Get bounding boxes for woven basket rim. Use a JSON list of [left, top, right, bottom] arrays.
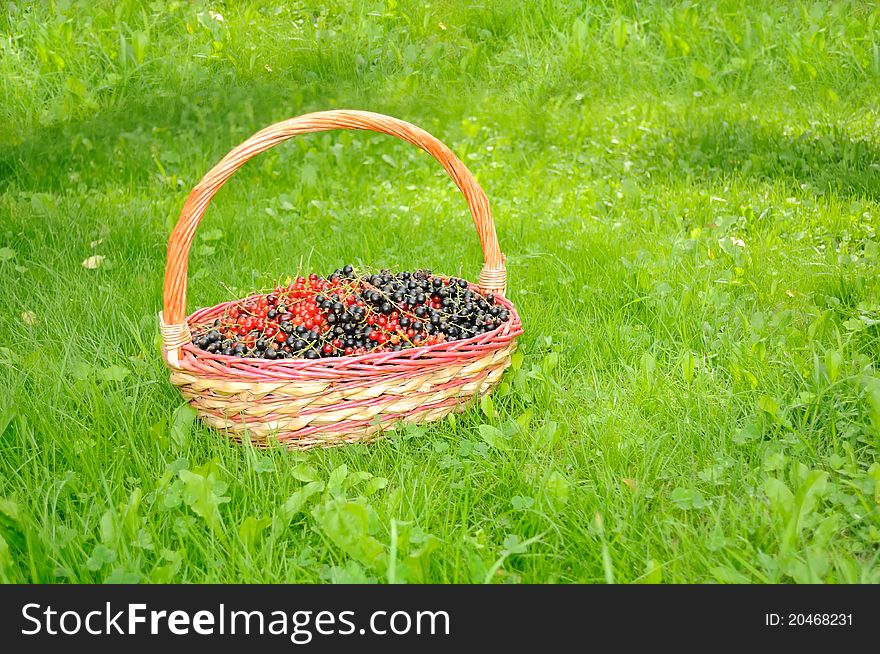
[[176, 288, 521, 374]]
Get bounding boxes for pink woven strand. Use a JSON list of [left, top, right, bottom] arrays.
[[177, 292, 520, 381]]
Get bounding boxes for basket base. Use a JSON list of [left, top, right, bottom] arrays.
[[172, 344, 513, 448], [212, 388, 487, 449]]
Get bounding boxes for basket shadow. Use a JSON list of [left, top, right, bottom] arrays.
[[4, 79, 878, 206]]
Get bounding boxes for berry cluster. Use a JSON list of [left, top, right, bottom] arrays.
[[192, 266, 510, 360]]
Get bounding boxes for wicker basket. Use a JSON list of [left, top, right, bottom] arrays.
[[159, 110, 522, 448]]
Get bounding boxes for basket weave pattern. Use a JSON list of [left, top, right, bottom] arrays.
[[160, 110, 522, 447]]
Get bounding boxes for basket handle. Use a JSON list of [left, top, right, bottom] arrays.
[[162, 110, 507, 339]]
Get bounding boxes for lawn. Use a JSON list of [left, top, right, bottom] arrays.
[[1, 0, 879, 583]]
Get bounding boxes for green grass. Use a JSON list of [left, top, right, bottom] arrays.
[[1, 0, 879, 583]]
